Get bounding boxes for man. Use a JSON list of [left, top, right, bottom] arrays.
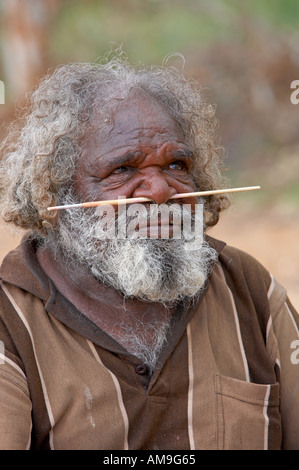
[[0, 56, 298, 450]]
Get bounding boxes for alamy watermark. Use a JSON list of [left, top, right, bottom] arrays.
[[0, 80, 4, 104], [93, 201, 204, 251], [290, 80, 299, 104], [290, 339, 299, 365]]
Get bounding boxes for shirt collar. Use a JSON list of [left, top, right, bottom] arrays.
[[0, 232, 226, 358]]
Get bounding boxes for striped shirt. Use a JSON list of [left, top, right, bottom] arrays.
[[0, 235, 298, 450]]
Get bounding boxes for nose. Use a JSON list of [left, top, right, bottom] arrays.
[[132, 168, 177, 205]]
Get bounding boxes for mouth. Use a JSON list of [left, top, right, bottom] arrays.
[[126, 216, 182, 239]]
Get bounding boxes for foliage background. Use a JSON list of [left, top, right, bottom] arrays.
[[0, 0, 298, 307]]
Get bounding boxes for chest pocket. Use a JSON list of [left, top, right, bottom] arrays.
[[215, 374, 281, 450]]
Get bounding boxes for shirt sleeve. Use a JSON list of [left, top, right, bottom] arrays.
[[0, 339, 32, 449], [267, 276, 299, 450]]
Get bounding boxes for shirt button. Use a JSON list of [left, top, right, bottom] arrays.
[[135, 364, 148, 375]]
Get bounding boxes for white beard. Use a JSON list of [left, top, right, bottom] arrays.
[[47, 194, 218, 305]]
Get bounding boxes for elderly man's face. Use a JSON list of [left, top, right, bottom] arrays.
[[51, 91, 217, 304], [74, 92, 198, 207]]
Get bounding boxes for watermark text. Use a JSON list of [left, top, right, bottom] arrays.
[[94, 201, 204, 251], [290, 339, 299, 364], [290, 80, 299, 104]]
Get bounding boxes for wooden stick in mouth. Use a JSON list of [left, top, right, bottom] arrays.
[[47, 185, 261, 211]]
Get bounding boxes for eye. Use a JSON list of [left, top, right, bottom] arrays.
[[111, 166, 134, 174], [168, 161, 187, 171]]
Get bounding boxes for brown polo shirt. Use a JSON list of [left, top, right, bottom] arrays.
[[0, 234, 298, 450]]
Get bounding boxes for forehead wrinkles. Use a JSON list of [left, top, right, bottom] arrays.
[[84, 115, 180, 155], [87, 121, 184, 167], [108, 91, 184, 135], [105, 126, 178, 151]]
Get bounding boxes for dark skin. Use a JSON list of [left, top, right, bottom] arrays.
[[74, 92, 198, 207], [37, 92, 199, 347]]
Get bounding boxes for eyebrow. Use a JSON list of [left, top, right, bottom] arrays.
[[111, 148, 193, 166], [172, 149, 193, 160], [103, 152, 141, 170]]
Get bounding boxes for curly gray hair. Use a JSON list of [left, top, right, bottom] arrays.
[[0, 53, 230, 235]]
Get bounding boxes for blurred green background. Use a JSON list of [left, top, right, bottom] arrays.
[[0, 0, 298, 307], [1, 0, 299, 203]]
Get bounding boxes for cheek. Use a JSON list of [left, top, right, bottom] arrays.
[[74, 177, 136, 202], [169, 173, 197, 193], [72, 173, 104, 202], [184, 177, 197, 190]]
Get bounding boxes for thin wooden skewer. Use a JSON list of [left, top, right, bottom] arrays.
[[47, 185, 261, 211]]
